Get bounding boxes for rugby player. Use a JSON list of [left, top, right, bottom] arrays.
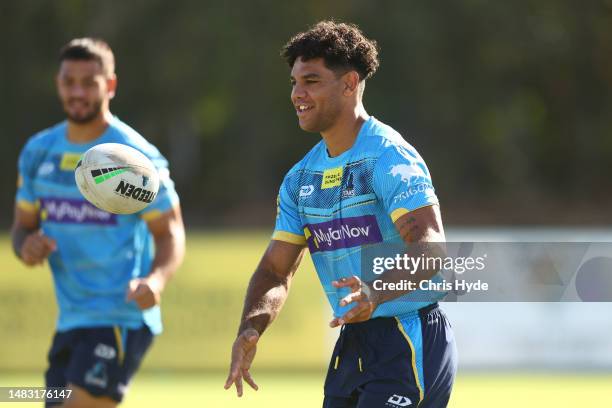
[[11, 38, 185, 407], [225, 21, 457, 407]]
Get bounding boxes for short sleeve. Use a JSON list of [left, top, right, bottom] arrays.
[[15, 141, 41, 212], [373, 145, 439, 222], [272, 175, 306, 245], [139, 150, 180, 221]]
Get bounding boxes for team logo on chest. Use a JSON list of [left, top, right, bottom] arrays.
[[341, 170, 355, 198]]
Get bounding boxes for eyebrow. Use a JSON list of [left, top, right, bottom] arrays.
[[290, 73, 321, 80]]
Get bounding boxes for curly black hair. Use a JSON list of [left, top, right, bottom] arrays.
[[281, 20, 379, 81]]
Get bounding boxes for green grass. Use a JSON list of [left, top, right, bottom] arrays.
[[0, 372, 611, 407], [0, 231, 328, 371]]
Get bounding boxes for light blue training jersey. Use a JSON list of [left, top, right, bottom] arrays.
[[15, 116, 179, 334], [273, 117, 442, 318]]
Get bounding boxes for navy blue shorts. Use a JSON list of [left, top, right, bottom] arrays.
[[323, 303, 457, 408], [45, 325, 154, 406]]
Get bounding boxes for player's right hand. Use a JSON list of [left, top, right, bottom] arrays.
[[224, 328, 260, 397], [20, 231, 56, 266]]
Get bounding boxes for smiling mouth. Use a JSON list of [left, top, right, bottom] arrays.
[[68, 100, 88, 108], [296, 104, 313, 114]]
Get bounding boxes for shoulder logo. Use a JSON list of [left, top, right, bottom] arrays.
[[386, 394, 412, 407], [299, 185, 315, 197], [388, 163, 426, 183], [321, 167, 343, 189]]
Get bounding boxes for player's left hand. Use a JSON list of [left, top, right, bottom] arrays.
[[126, 276, 164, 310], [329, 276, 378, 327]]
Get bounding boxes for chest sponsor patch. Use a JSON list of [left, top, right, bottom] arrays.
[[303, 215, 383, 253], [60, 153, 83, 171], [321, 167, 343, 189], [39, 197, 117, 225]]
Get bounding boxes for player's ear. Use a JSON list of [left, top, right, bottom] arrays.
[[107, 74, 118, 99], [342, 71, 360, 97]]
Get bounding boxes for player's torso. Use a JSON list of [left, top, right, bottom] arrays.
[[290, 143, 403, 317], [287, 118, 441, 318], [27, 123, 151, 283], [21, 120, 164, 333]]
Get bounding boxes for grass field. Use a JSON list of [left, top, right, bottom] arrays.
[[0, 231, 328, 371], [1, 231, 611, 407], [0, 372, 611, 407]]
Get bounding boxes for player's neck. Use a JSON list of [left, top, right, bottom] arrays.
[[321, 105, 369, 158], [66, 110, 113, 144]]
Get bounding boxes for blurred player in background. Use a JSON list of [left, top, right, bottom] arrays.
[[11, 38, 185, 407], [226, 21, 457, 407]]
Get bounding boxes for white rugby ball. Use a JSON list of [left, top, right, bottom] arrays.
[[75, 143, 160, 214]]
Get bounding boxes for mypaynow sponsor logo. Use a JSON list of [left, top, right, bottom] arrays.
[[304, 215, 383, 253], [40, 197, 117, 225]]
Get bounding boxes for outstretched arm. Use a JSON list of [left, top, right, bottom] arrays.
[[225, 239, 305, 396], [239, 240, 305, 334]]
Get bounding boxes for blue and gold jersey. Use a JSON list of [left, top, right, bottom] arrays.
[[273, 117, 441, 318], [16, 117, 179, 334]]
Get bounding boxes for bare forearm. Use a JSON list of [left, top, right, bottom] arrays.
[[238, 266, 292, 336], [149, 231, 185, 288], [11, 223, 36, 259]]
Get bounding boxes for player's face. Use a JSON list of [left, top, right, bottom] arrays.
[[290, 57, 346, 133], [56, 60, 115, 124]]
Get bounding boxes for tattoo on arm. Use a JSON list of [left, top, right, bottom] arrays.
[[238, 246, 304, 336], [398, 216, 419, 242]]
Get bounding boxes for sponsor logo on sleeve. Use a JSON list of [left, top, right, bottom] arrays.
[[388, 163, 427, 183], [392, 183, 432, 204], [303, 215, 383, 253], [39, 197, 117, 225]]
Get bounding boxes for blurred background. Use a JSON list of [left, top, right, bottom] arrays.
[[1, 1, 611, 407]]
